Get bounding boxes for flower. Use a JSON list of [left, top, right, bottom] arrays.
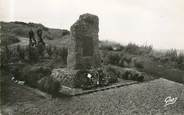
[[87, 73, 92, 78]]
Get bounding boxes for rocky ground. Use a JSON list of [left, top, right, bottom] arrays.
[[1, 78, 184, 115]]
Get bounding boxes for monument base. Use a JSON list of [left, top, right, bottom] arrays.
[[50, 68, 79, 88]]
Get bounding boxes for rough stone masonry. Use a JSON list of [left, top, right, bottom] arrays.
[[67, 13, 101, 69]]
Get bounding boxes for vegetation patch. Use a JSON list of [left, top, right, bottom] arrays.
[[0, 34, 20, 46]]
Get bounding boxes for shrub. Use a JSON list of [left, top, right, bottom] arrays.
[[165, 49, 177, 61], [134, 59, 144, 69], [122, 71, 130, 80], [51, 47, 68, 64], [103, 52, 120, 65], [124, 43, 152, 55], [176, 53, 184, 70], [139, 45, 153, 55], [10, 65, 23, 80], [136, 75, 144, 82], [118, 54, 132, 67], [121, 69, 144, 82], [74, 70, 93, 89], [22, 66, 52, 87], [37, 76, 60, 95], [73, 66, 119, 89], [125, 43, 140, 54], [96, 68, 107, 86], [104, 65, 119, 84]]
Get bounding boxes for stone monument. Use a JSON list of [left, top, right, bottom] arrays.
[[48, 13, 101, 88], [67, 13, 101, 69]]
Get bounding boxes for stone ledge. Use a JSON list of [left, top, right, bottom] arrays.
[[59, 80, 138, 96]]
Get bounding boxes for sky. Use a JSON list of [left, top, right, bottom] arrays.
[[0, 0, 184, 50]]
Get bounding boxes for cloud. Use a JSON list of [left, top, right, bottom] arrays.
[[1, 0, 184, 49]]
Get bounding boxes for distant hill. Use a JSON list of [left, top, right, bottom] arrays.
[[0, 21, 70, 40]]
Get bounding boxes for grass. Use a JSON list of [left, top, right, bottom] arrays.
[[0, 33, 20, 46], [140, 58, 184, 83], [0, 21, 69, 40], [2, 78, 184, 114]]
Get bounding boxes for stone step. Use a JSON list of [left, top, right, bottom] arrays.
[[59, 80, 138, 96]]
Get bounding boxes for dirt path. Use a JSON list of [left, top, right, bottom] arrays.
[[8, 36, 67, 48], [9, 37, 29, 48]]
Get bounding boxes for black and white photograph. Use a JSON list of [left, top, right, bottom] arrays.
[[0, 0, 184, 114]]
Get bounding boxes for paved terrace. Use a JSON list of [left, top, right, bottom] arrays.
[[2, 78, 184, 115]]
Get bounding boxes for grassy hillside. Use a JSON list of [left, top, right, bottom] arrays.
[[0, 21, 70, 40], [0, 33, 20, 46]]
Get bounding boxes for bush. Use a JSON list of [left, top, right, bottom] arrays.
[[37, 76, 60, 95], [96, 68, 107, 86], [165, 49, 177, 61], [103, 52, 121, 65], [104, 65, 119, 84], [118, 54, 132, 67], [121, 69, 144, 82], [134, 59, 144, 69], [73, 66, 119, 89], [74, 70, 94, 89], [176, 53, 184, 70], [22, 66, 51, 87], [124, 43, 153, 55], [122, 71, 131, 80], [125, 43, 140, 54]]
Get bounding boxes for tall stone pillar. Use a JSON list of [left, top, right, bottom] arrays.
[[67, 13, 101, 69]]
